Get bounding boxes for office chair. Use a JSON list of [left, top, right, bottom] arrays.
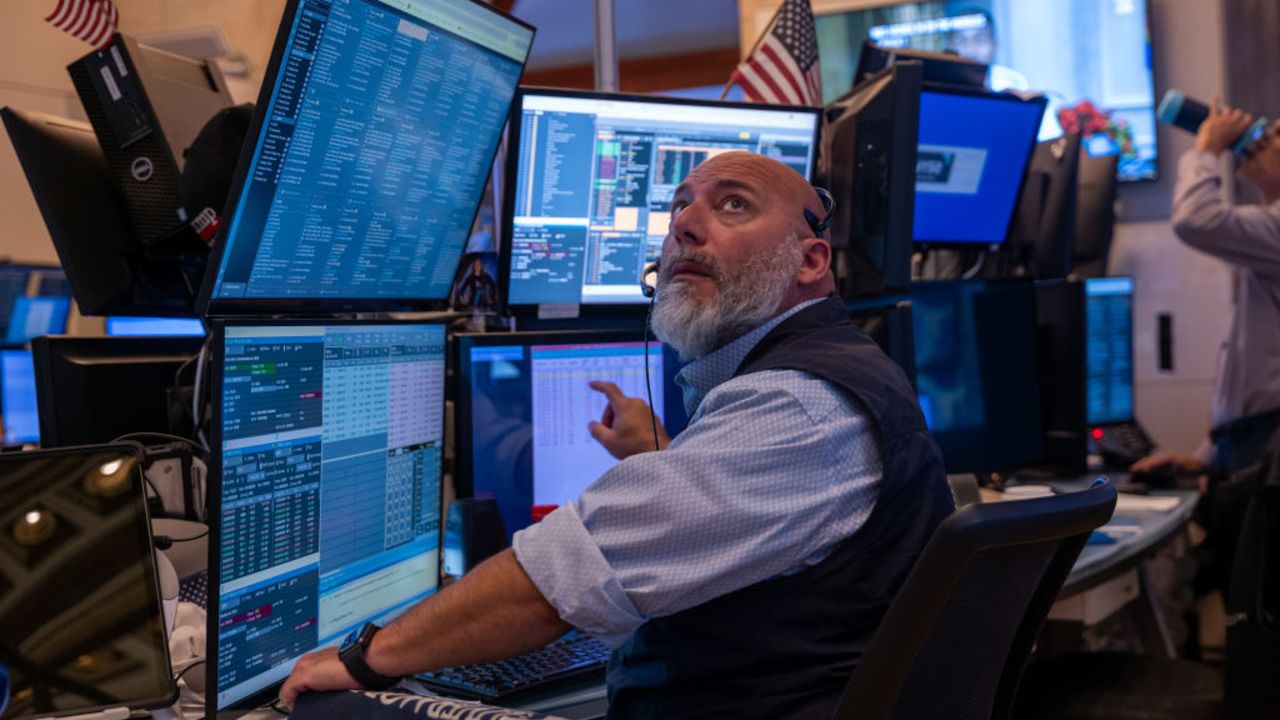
[[832, 480, 1116, 720]]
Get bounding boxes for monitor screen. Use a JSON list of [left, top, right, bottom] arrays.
[[1085, 276, 1134, 425], [1, 349, 39, 444], [5, 296, 71, 345], [209, 321, 446, 711], [106, 316, 206, 337], [456, 331, 687, 542], [203, 0, 533, 314], [911, 279, 1045, 473], [815, 0, 1157, 182], [503, 89, 822, 307], [913, 88, 1044, 245], [0, 446, 176, 717]]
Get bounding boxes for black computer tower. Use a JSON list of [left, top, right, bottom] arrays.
[[68, 33, 233, 247]]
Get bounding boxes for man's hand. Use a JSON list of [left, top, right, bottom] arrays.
[[1129, 452, 1206, 476], [588, 380, 670, 459], [1197, 97, 1255, 154], [279, 647, 362, 709]]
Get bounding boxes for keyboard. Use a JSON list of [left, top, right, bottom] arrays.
[[415, 632, 609, 701]]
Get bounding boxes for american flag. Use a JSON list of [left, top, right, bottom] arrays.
[[730, 0, 822, 106], [46, 0, 119, 49]]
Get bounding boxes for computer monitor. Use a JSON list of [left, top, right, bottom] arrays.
[[1085, 276, 1135, 426], [1073, 152, 1120, 278], [207, 320, 446, 713], [813, 1, 1159, 182], [2, 107, 199, 316], [823, 62, 920, 298], [455, 330, 688, 542], [913, 86, 1045, 247], [107, 316, 206, 337], [5, 296, 71, 345], [1, 349, 40, 445], [1033, 278, 1088, 475], [31, 336, 204, 447], [1010, 133, 1082, 279], [855, 40, 988, 89], [911, 278, 1045, 473], [501, 87, 822, 310], [200, 0, 534, 316]]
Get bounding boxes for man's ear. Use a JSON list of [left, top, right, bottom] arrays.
[[796, 237, 832, 287]]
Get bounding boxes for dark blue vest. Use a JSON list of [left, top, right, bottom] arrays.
[[606, 295, 954, 719]]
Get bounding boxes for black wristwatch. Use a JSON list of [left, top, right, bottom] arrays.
[[338, 623, 400, 691]]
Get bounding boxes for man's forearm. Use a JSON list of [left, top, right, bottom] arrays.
[[366, 548, 572, 677]]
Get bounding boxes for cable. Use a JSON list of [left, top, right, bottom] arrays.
[[268, 698, 291, 716], [192, 341, 209, 447], [112, 431, 208, 454], [961, 251, 987, 279], [172, 658, 205, 684], [155, 529, 208, 545], [643, 293, 660, 452]]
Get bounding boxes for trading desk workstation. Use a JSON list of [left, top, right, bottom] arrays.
[[0, 0, 1223, 718]]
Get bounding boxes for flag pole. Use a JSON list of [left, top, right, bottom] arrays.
[[719, 0, 786, 101]]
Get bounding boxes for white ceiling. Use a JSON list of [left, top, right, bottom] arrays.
[[510, 0, 741, 70]]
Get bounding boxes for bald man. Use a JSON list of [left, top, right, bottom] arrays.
[[282, 152, 952, 718]]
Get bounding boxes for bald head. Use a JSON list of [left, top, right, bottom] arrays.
[[680, 151, 828, 239]]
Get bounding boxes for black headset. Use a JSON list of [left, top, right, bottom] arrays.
[[639, 185, 836, 299]]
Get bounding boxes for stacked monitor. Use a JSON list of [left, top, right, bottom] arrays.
[[200, 0, 534, 315], [1, 349, 39, 445], [455, 331, 688, 542], [1085, 276, 1135, 426], [912, 86, 1045, 247], [201, 0, 534, 713], [106, 316, 205, 337], [0, 265, 72, 345], [501, 88, 822, 309], [910, 279, 1045, 473], [209, 321, 447, 710]]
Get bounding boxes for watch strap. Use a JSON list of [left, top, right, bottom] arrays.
[[339, 623, 399, 691]]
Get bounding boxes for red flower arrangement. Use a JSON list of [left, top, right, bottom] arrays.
[[1057, 99, 1136, 158]]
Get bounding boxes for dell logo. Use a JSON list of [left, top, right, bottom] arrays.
[[131, 156, 154, 182]]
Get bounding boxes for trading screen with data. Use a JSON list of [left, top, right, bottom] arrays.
[[205, 0, 532, 309], [1085, 276, 1135, 426], [505, 91, 821, 306], [212, 322, 445, 709]]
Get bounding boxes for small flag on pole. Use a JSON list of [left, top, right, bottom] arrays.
[[46, 0, 119, 50], [728, 0, 822, 106]]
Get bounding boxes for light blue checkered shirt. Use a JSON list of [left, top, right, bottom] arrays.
[[512, 299, 883, 646]]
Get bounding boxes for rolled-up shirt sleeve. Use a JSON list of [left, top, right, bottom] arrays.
[[512, 371, 881, 647], [1172, 149, 1280, 278]]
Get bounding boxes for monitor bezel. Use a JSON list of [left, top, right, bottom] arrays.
[[499, 86, 825, 318], [1084, 275, 1136, 427], [205, 317, 450, 715], [911, 82, 1047, 249], [453, 328, 686, 501], [197, 0, 535, 318]]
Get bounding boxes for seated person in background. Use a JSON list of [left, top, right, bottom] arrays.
[[281, 152, 953, 718], [1133, 99, 1280, 480]]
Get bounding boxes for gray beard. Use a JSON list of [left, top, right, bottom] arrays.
[[651, 237, 803, 360]]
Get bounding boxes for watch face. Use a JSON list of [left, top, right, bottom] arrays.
[[339, 627, 363, 654]]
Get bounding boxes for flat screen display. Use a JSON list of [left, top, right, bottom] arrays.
[[456, 331, 687, 541], [210, 322, 446, 711], [0, 446, 174, 718], [1085, 276, 1135, 425], [913, 88, 1044, 245], [203, 0, 533, 313], [1, 349, 39, 445], [816, 0, 1158, 181], [504, 89, 822, 307]]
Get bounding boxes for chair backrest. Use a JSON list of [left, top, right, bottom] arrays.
[[833, 480, 1117, 720]]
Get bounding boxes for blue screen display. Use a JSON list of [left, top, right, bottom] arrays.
[[5, 296, 70, 344], [461, 334, 687, 542], [911, 279, 1044, 472], [1, 349, 39, 444], [507, 92, 820, 305], [913, 91, 1044, 245], [214, 323, 446, 709], [1085, 276, 1134, 425], [107, 317, 205, 337], [209, 0, 532, 306]]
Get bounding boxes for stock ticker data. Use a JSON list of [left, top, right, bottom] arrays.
[[214, 323, 446, 709], [209, 0, 532, 304], [507, 92, 820, 305]]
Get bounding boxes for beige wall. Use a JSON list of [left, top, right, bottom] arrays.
[[0, 0, 284, 267]]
